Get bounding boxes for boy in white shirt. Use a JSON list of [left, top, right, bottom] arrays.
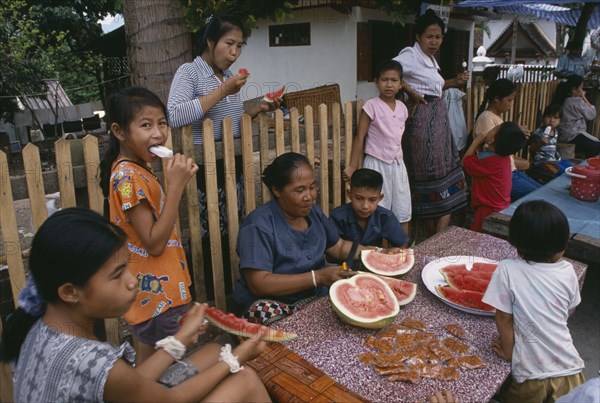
[[483, 200, 585, 402]]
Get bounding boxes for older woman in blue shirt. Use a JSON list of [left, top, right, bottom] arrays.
[[232, 152, 368, 324]]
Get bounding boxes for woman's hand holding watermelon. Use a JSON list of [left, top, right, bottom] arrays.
[[232, 328, 268, 363], [222, 74, 248, 97], [174, 302, 209, 347], [315, 265, 359, 287]]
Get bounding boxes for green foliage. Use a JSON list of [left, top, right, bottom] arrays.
[[182, 0, 293, 35], [373, 0, 424, 25], [0, 0, 119, 123]]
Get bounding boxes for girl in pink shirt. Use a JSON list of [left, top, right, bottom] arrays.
[[344, 60, 411, 235]]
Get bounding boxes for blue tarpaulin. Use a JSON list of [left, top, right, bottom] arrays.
[[456, 1, 600, 29]]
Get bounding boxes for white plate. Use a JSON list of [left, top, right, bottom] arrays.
[[421, 255, 498, 316]]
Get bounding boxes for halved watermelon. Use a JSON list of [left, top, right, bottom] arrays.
[[204, 306, 298, 342], [329, 273, 399, 329], [373, 274, 417, 306], [361, 249, 415, 277], [441, 272, 490, 293], [435, 285, 495, 312], [263, 85, 285, 102]]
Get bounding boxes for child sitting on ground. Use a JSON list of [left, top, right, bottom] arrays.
[[462, 122, 526, 232], [529, 104, 573, 183], [483, 200, 585, 402], [0, 208, 270, 402], [330, 169, 409, 268]]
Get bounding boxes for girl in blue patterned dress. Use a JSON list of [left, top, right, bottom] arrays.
[[1, 208, 269, 402]]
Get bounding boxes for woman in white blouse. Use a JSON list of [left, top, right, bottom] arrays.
[[393, 9, 469, 235]]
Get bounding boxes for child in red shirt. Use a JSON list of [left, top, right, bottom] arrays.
[[462, 122, 527, 232]]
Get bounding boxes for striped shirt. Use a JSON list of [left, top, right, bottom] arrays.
[[167, 56, 243, 144]]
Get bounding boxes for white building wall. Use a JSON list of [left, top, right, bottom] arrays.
[[239, 6, 474, 105], [236, 8, 360, 105]]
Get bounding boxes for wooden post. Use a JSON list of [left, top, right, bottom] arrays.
[[241, 114, 256, 215], [332, 103, 342, 208], [319, 104, 329, 215], [290, 108, 300, 153], [305, 106, 315, 166], [344, 101, 353, 203], [55, 139, 77, 208], [259, 114, 271, 204], [222, 117, 241, 289], [202, 119, 226, 310], [181, 126, 206, 303], [22, 143, 48, 229], [275, 109, 285, 156], [0, 151, 26, 303], [82, 135, 103, 214]]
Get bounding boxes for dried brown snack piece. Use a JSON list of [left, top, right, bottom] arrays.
[[374, 364, 407, 375], [357, 352, 376, 365], [364, 335, 395, 352], [428, 340, 454, 361], [445, 357, 461, 368], [437, 367, 460, 381], [387, 370, 419, 383], [400, 317, 427, 331], [442, 337, 471, 355], [393, 333, 421, 349], [444, 323, 471, 340], [458, 355, 487, 369]]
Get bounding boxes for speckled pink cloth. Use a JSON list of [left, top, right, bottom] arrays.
[[273, 226, 588, 402]]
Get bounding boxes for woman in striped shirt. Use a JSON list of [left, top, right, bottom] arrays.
[[167, 14, 280, 298]]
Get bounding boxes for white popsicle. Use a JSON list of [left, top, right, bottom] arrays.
[[149, 145, 173, 158], [544, 126, 552, 135]]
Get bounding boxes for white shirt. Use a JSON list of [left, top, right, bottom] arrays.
[[482, 258, 584, 383], [393, 42, 445, 97]]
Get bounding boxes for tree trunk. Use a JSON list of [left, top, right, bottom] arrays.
[[572, 3, 596, 49], [121, 0, 192, 104]]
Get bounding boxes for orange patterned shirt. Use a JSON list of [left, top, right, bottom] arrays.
[[109, 160, 191, 325]]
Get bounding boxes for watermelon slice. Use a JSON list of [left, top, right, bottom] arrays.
[[435, 285, 495, 312], [440, 264, 493, 281], [472, 262, 497, 273], [204, 306, 298, 342], [263, 85, 285, 102], [441, 272, 490, 293], [329, 273, 399, 329], [373, 274, 417, 306], [238, 68, 249, 75], [361, 249, 415, 277]]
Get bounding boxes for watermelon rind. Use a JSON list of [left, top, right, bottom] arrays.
[[204, 308, 298, 342], [329, 273, 399, 329], [360, 249, 415, 277]]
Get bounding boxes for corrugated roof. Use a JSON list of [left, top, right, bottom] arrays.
[[18, 79, 73, 111], [457, 1, 600, 29]]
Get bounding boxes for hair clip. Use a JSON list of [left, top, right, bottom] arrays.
[[205, 14, 213, 25]]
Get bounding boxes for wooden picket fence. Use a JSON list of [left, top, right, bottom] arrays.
[[0, 80, 567, 400]]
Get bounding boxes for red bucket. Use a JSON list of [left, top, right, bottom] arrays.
[[565, 165, 600, 202]]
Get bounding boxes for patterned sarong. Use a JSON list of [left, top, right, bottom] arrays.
[[403, 98, 467, 219], [242, 296, 320, 326]]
